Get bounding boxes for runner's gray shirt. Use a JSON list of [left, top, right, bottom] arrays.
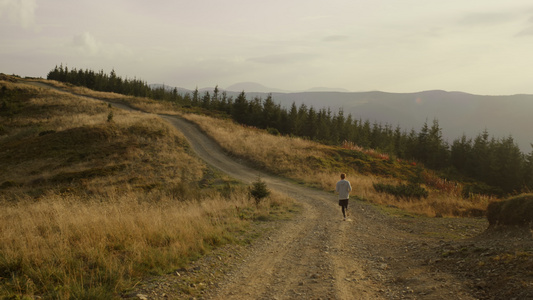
[[336, 179, 352, 200]]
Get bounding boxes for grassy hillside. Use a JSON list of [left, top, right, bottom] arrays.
[[181, 113, 493, 217], [0, 77, 297, 299], [3, 76, 516, 299], [28, 77, 495, 218]]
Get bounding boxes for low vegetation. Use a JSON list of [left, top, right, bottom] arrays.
[[372, 182, 429, 200], [23, 77, 496, 219], [487, 193, 533, 227], [0, 78, 297, 299], [46, 66, 533, 196], [181, 113, 492, 218], [4, 75, 527, 299]]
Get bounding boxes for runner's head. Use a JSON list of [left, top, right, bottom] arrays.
[[340, 173, 346, 179]]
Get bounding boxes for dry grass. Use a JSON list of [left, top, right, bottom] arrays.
[[180, 113, 494, 218], [182, 114, 337, 178], [33, 79, 179, 115], [0, 78, 298, 298], [24, 78, 496, 217], [1, 76, 495, 297], [0, 190, 294, 299], [0, 80, 206, 198]]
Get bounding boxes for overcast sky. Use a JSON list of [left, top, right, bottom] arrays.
[[2, 0, 533, 95]]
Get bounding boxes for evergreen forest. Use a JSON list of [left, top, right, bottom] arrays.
[[47, 65, 533, 196]]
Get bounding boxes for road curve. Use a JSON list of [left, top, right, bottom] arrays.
[[159, 114, 383, 299], [22, 80, 476, 299]]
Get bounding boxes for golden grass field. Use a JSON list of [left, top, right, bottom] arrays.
[[0, 77, 494, 298], [182, 113, 492, 218], [0, 78, 297, 299], [27, 78, 495, 218]]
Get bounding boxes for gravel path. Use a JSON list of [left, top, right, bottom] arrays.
[[23, 80, 489, 299], [149, 114, 477, 299]]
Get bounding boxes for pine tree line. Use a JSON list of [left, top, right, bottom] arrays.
[[47, 64, 179, 101], [47, 66, 533, 195]]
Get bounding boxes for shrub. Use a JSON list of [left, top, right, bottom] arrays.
[[38, 130, 56, 136], [373, 182, 429, 200], [462, 182, 504, 198], [250, 176, 270, 206], [107, 110, 114, 122], [266, 127, 280, 136], [487, 194, 533, 227]]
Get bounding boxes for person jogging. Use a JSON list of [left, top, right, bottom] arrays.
[[336, 173, 352, 221]]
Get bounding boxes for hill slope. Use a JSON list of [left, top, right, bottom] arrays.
[[263, 90, 533, 152], [173, 86, 533, 152], [2, 77, 532, 299]]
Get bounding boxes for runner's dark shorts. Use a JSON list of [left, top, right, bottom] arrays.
[[338, 199, 349, 207]]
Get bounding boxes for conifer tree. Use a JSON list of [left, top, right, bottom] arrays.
[[316, 108, 331, 142], [192, 88, 200, 107], [261, 94, 279, 129], [492, 136, 523, 193], [201, 91, 211, 109], [285, 102, 298, 135], [524, 145, 533, 191], [451, 134, 473, 175], [232, 91, 248, 124]]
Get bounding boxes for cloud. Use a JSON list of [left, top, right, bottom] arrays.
[[516, 26, 533, 36], [322, 35, 349, 42], [515, 14, 533, 37], [247, 53, 317, 65], [71, 32, 101, 56], [458, 12, 516, 27], [70, 32, 134, 59], [0, 0, 37, 28], [157, 56, 250, 88]]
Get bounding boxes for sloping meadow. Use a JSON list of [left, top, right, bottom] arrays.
[[30, 78, 493, 217], [182, 113, 491, 217], [0, 79, 296, 299]]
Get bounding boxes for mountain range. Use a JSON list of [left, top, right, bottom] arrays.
[[153, 82, 533, 153]]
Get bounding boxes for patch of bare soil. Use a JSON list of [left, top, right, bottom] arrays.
[[21, 81, 532, 300]]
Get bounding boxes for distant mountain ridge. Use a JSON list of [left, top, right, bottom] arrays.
[[224, 82, 350, 93], [267, 90, 532, 153], [225, 82, 290, 93], [149, 83, 533, 153]]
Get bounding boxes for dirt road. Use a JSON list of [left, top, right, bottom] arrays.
[[24, 81, 484, 299], [156, 114, 479, 300]]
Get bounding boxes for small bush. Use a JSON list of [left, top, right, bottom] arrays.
[[462, 182, 504, 198], [373, 182, 429, 200], [0, 181, 21, 189], [487, 194, 533, 227], [107, 110, 114, 122], [38, 130, 56, 136], [266, 127, 280, 136], [250, 176, 270, 206]]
